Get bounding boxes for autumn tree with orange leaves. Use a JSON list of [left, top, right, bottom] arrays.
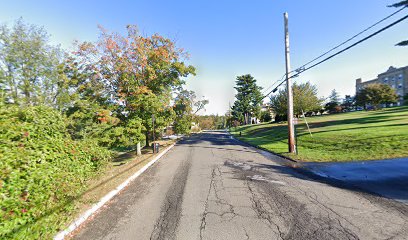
[[70, 25, 196, 146]]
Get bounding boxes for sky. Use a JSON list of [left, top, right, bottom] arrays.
[[1, 0, 407, 115]]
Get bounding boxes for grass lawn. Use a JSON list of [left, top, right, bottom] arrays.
[[231, 106, 408, 162]]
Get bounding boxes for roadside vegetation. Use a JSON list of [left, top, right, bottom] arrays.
[[231, 106, 408, 162], [0, 19, 204, 238]]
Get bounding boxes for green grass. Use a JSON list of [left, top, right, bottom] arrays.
[[231, 106, 408, 162]]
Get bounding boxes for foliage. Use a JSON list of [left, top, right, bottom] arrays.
[[172, 90, 208, 134], [396, 40, 408, 46], [324, 89, 341, 113], [197, 115, 227, 130], [173, 90, 193, 134], [342, 95, 355, 111], [231, 74, 263, 125], [72, 25, 196, 144], [0, 19, 65, 107], [0, 18, 199, 239], [404, 93, 408, 105], [173, 115, 192, 134], [388, 0, 408, 7], [260, 110, 272, 123], [269, 81, 322, 118], [172, 90, 205, 134], [389, 1, 408, 46], [355, 83, 398, 109], [0, 105, 111, 239], [65, 100, 145, 148], [198, 115, 216, 129]]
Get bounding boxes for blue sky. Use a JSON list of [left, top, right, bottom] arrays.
[[1, 1, 407, 114]]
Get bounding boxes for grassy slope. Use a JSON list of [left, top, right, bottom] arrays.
[[231, 106, 408, 162]]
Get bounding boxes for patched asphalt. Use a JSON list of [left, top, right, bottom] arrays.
[[72, 131, 408, 240]]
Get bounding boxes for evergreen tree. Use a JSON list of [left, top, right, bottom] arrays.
[[231, 74, 262, 125], [325, 89, 341, 113]]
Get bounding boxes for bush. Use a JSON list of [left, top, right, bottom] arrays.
[[260, 111, 272, 123], [173, 116, 191, 134], [0, 105, 111, 239], [65, 100, 144, 149], [274, 114, 287, 122]]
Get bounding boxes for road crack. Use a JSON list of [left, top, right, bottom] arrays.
[[150, 148, 192, 240]]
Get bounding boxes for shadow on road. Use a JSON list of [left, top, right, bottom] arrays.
[[192, 131, 408, 206]]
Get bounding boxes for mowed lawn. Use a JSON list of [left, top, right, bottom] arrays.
[[231, 106, 408, 162]]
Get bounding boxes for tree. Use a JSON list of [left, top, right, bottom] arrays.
[[355, 84, 398, 109], [198, 114, 228, 130], [342, 95, 355, 111], [71, 25, 196, 145], [173, 90, 208, 134], [260, 110, 272, 123], [231, 74, 263, 125], [325, 89, 341, 113], [197, 115, 216, 130], [389, 1, 408, 46], [0, 18, 64, 107], [270, 82, 322, 118]]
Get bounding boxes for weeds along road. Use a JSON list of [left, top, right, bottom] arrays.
[[73, 131, 408, 240]]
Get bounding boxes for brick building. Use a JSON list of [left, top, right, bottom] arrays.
[[355, 65, 408, 106]]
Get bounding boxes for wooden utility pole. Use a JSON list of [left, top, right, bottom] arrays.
[[284, 12, 296, 154]]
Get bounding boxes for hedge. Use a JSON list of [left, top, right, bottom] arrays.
[[0, 105, 111, 239]]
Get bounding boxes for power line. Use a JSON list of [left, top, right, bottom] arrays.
[[265, 11, 408, 99], [257, 9, 408, 104], [293, 7, 407, 73], [256, 76, 287, 105], [261, 73, 286, 96], [295, 13, 408, 76]]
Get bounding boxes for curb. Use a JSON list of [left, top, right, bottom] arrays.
[[54, 143, 176, 240]]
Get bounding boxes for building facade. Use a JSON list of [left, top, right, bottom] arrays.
[[355, 65, 408, 106]]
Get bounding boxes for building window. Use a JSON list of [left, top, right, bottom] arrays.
[[383, 77, 388, 83], [399, 74, 403, 80]]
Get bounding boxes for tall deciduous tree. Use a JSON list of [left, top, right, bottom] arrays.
[[173, 90, 208, 134], [355, 83, 398, 109], [0, 18, 64, 106], [231, 74, 263, 125], [71, 25, 196, 145], [270, 82, 322, 118]]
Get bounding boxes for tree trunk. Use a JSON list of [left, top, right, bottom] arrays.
[[136, 142, 141, 156], [145, 131, 149, 147]]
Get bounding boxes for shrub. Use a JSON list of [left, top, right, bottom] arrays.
[[274, 114, 287, 122], [65, 100, 144, 149], [0, 105, 111, 239], [260, 111, 272, 123]]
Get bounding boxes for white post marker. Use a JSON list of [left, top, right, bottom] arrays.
[[301, 109, 313, 137]]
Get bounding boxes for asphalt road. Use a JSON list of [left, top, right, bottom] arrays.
[[304, 157, 408, 204], [73, 131, 408, 240]]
